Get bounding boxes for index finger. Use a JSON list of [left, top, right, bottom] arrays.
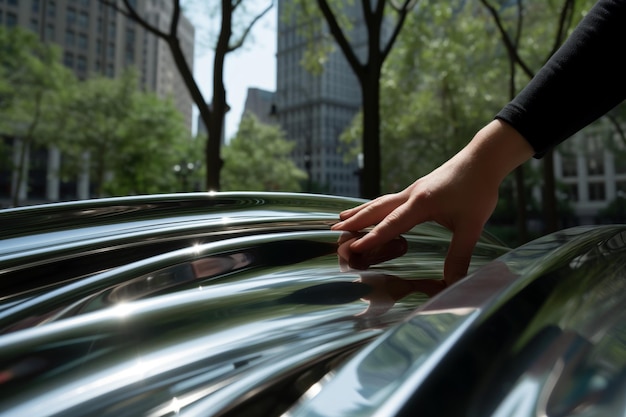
[[349, 201, 427, 253]]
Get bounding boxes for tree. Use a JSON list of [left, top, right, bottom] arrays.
[[479, 0, 596, 234], [286, 0, 416, 198], [221, 114, 307, 192], [101, 0, 273, 192], [61, 70, 191, 197], [341, 2, 508, 191], [0, 27, 75, 207], [106, 92, 192, 196]]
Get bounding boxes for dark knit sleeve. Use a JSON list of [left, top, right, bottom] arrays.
[[495, 0, 626, 158]]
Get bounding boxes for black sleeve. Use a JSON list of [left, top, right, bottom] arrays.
[[495, 0, 626, 158]]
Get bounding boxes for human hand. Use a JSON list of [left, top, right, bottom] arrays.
[[332, 120, 533, 284]]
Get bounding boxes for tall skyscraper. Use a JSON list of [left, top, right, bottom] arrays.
[[275, 1, 363, 197]]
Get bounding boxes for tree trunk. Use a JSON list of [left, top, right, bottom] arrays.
[[360, 70, 382, 199], [542, 149, 558, 233], [514, 165, 528, 243]]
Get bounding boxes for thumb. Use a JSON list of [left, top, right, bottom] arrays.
[[443, 225, 483, 286]]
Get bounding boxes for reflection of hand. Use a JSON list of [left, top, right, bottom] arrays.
[[356, 274, 446, 317], [332, 120, 533, 285], [337, 232, 407, 271], [337, 232, 446, 316]]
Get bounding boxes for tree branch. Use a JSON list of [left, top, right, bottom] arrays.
[[316, 0, 365, 77], [479, 0, 535, 78], [229, 1, 274, 52], [381, 0, 414, 60]]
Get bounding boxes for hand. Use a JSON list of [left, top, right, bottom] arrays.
[[332, 120, 533, 284]]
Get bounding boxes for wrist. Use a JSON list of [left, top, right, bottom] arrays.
[[462, 119, 534, 185]]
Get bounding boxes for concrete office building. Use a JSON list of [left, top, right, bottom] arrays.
[[0, 0, 194, 205], [274, 1, 369, 197]]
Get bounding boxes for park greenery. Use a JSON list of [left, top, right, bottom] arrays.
[[0, 27, 195, 205], [2, 0, 625, 242], [221, 114, 307, 192]]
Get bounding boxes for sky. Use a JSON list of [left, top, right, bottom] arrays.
[[189, 4, 277, 141]]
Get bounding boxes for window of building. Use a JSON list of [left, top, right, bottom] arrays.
[[588, 182, 606, 201], [107, 42, 115, 58], [587, 151, 605, 176], [78, 11, 88, 28], [125, 49, 134, 64], [66, 7, 76, 25], [78, 33, 87, 49], [65, 30, 75, 46], [32, 0, 40, 13], [47, 0, 56, 17], [561, 155, 577, 177], [64, 51, 74, 68], [6, 12, 17, 27], [8, 0, 18, 6], [46, 23, 54, 40], [77, 55, 86, 72]]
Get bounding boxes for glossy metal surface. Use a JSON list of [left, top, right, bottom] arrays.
[[0, 192, 506, 417], [286, 225, 626, 417], [2, 193, 623, 416]]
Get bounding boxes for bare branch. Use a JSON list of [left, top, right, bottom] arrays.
[[381, 0, 414, 60], [548, 0, 575, 58], [479, 0, 534, 78], [229, 1, 274, 53], [316, 0, 365, 77], [100, 0, 169, 39]]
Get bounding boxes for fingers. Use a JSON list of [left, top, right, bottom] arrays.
[[349, 200, 427, 253], [332, 194, 406, 233], [443, 223, 483, 285]]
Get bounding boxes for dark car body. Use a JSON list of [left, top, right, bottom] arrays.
[[0, 193, 624, 416]]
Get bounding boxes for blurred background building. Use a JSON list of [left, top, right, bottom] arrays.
[[0, 0, 194, 205], [273, 0, 363, 197]]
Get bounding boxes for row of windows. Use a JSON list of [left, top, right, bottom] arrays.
[[561, 153, 626, 177], [564, 181, 626, 202]]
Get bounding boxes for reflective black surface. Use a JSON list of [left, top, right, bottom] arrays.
[[1, 193, 623, 417]]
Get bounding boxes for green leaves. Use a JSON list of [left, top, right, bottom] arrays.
[[222, 115, 307, 192], [60, 69, 191, 196]]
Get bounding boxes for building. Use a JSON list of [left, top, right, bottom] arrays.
[[242, 87, 276, 126], [553, 123, 626, 224], [274, 1, 366, 197], [0, 0, 194, 206], [0, 0, 194, 129]]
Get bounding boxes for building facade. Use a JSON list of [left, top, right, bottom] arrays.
[[0, 0, 194, 128], [553, 124, 626, 224], [0, 0, 194, 206], [275, 1, 365, 197]]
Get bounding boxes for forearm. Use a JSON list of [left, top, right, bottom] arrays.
[[451, 119, 534, 187]]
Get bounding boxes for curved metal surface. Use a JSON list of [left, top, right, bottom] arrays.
[[3, 192, 622, 416], [285, 225, 626, 417], [0, 192, 506, 417]]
